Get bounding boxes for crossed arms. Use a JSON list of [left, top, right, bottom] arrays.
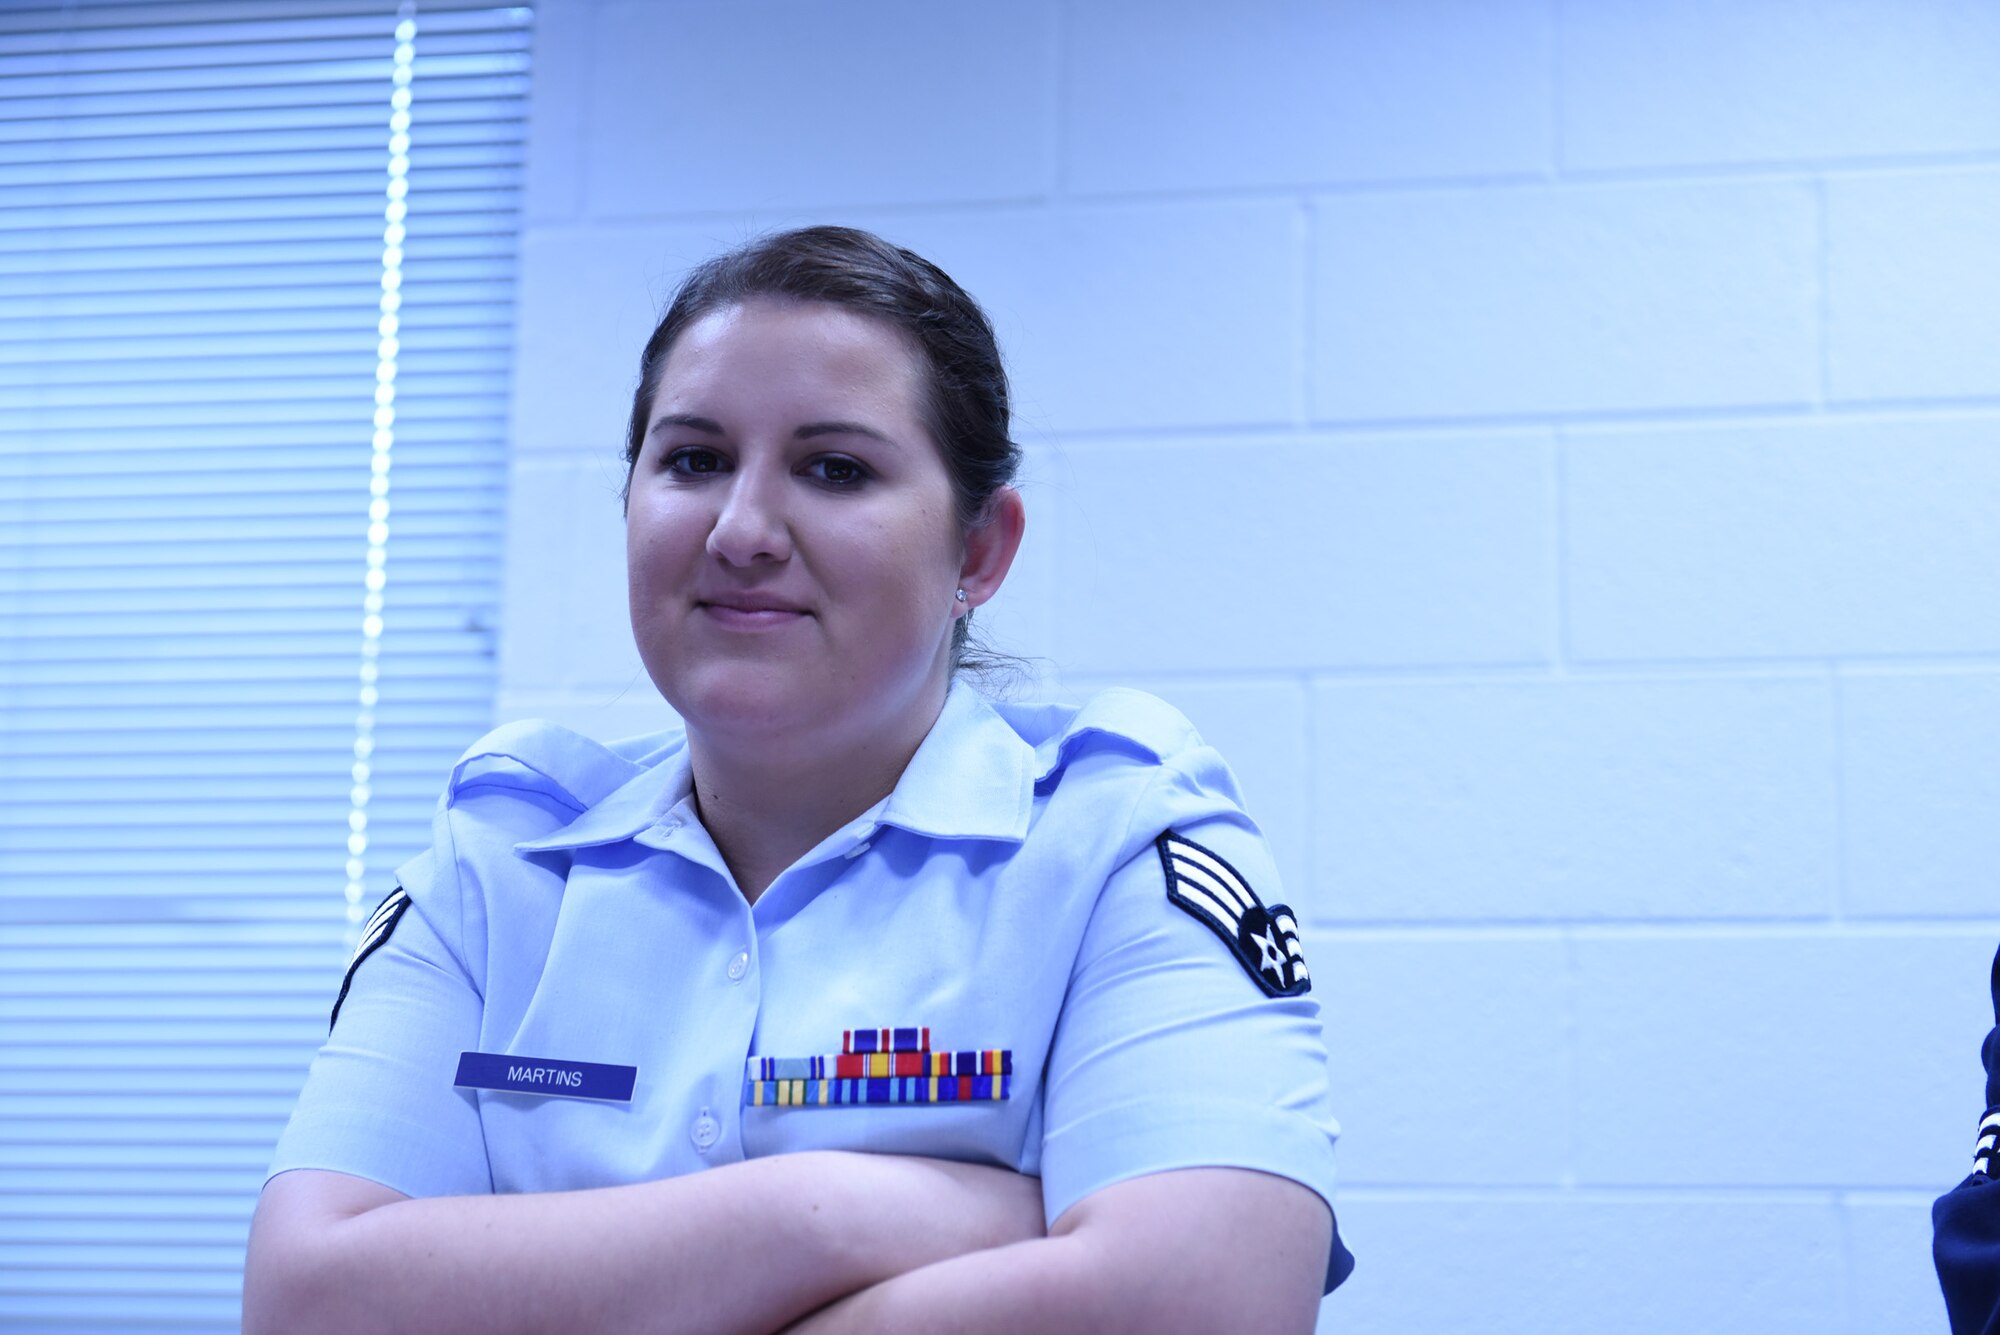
[[243, 1154, 1329, 1335]]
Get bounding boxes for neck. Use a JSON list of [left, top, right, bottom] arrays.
[[686, 679, 951, 902]]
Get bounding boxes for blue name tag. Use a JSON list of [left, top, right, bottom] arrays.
[[454, 1051, 636, 1103]]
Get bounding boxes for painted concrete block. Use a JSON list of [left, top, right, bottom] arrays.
[[497, 456, 639, 694], [1323, 1196, 1843, 1334], [1561, 0, 2000, 169], [1573, 931, 1995, 1188], [1567, 415, 2000, 660], [1051, 674, 1313, 907], [1828, 170, 2000, 402], [584, 1, 1052, 216], [1318, 933, 1569, 1185], [1040, 430, 1551, 674], [1067, 0, 1549, 194], [520, 0, 593, 223], [1312, 181, 1818, 419], [1312, 676, 1838, 921], [564, 461, 643, 693], [1842, 671, 2000, 917], [1844, 1197, 1953, 1335], [882, 202, 1301, 434], [497, 457, 579, 691]]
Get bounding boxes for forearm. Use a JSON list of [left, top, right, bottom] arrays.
[[784, 1168, 1329, 1335], [244, 1153, 1041, 1335], [788, 1237, 1321, 1335], [784, 1234, 1115, 1335]]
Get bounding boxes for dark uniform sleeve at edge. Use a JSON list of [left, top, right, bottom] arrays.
[[1935, 941, 2000, 1335], [1936, 1173, 2000, 1335], [1325, 1217, 1357, 1293]]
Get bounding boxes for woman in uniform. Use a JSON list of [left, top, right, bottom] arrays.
[[243, 226, 1352, 1334]]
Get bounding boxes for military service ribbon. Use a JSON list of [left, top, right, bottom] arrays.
[[747, 1049, 1011, 1081], [746, 1027, 1011, 1109], [843, 1026, 930, 1054], [745, 1074, 1012, 1107]]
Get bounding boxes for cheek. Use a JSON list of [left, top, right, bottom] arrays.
[[860, 505, 958, 597], [626, 502, 698, 581], [888, 516, 965, 642], [624, 528, 654, 601], [891, 491, 960, 564]]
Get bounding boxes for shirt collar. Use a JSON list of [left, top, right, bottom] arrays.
[[512, 683, 1035, 855], [512, 738, 691, 854], [874, 683, 1035, 843]]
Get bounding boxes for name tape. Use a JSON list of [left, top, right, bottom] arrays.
[[454, 1051, 636, 1103]]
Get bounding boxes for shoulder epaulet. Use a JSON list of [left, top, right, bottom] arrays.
[[446, 719, 644, 812], [1034, 688, 1204, 785]]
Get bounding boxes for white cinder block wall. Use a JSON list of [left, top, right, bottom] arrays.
[[499, 3, 2000, 1329]]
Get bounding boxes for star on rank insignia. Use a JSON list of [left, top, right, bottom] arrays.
[[328, 885, 411, 1032], [1156, 832, 1310, 997]]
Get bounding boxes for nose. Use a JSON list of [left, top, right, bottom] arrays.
[[705, 463, 792, 567]]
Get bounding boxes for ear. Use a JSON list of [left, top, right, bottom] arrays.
[[955, 486, 1026, 616]]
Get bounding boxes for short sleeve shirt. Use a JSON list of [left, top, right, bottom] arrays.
[[270, 685, 1353, 1290]]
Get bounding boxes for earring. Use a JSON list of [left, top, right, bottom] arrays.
[[954, 589, 968, 603]]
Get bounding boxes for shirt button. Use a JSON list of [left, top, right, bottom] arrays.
[[726, 950, 749, 982], [691, 1109, 720, 1150]]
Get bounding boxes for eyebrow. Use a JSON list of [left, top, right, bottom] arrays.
[[795, 420, 895, 446], [648, 413, 723, 437], [648, 414, 899, 447]]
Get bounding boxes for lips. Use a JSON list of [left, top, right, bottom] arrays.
[[696, 594, 810, 628], [698, 594, 809, 614]]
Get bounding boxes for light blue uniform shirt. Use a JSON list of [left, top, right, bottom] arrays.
[[272, 685, 1352, 1288]]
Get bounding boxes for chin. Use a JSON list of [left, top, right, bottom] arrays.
[[649, 650, 947, 752], [661, 672, 827, 741]]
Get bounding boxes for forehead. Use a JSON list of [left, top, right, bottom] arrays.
[[652, 299, 927, 416]]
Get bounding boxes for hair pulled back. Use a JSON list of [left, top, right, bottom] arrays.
[[622, 225, 1023, 673]]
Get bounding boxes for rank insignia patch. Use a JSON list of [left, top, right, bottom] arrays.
[[1975, 1109, 2000, 1177], [329, 886, 411, 1032], [1157, 832, 1310, 998]]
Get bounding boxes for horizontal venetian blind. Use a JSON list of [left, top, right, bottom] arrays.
[[0, 2, 528, 1328]]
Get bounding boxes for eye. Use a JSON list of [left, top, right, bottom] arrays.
[[664, 446, 727, 476], [804, 455, 870, 487]]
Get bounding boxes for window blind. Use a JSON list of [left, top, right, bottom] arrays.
[[0, 2, 529, 1327]]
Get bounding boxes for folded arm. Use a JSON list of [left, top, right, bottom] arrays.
[[243, 1152, 1045, 1335], [784, 1167, 1331, 1335]]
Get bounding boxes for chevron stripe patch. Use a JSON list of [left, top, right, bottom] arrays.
[[1157, 831, 1310, 998], [1975, 1109, 2000, 1177], [329, 886, 411, 1032]]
